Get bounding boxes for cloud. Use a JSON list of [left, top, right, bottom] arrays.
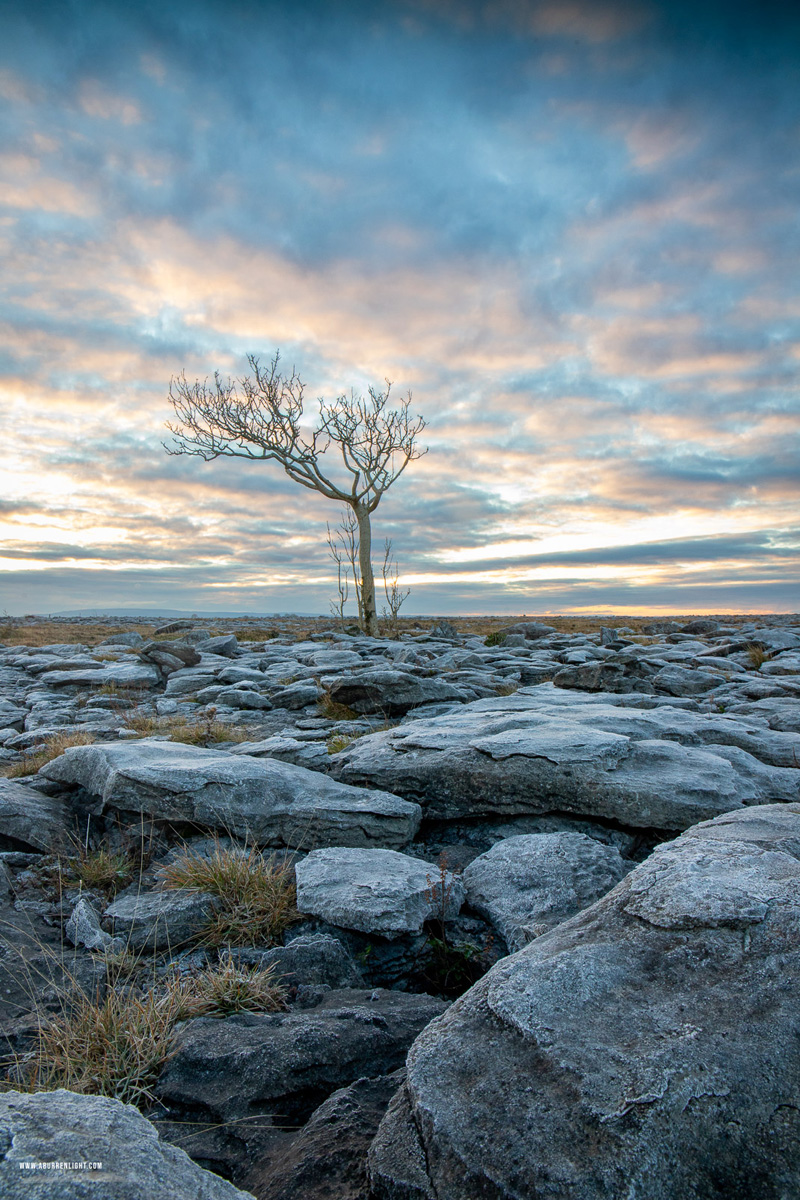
[[0, 0, 797, 614]]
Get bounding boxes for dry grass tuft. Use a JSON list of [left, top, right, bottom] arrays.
[[317, 688, 358, 721], [173, 957, 287, 1018], [67, 845, 143, 898], [159, 842, 299, 948], [11, 980, 187, 1105], [1, 730, 96, 778], [746, 643, 772, 670], [123, 709, 249, 746]]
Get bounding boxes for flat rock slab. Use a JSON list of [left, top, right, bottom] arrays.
[[369, 803, 800, 1200], [0, 1089, 253, 1199], [0, 779, 71, 853], [156, 988, 448, 1128], [40, 741, 421, 850], [295, 848, 465, 937], [37, 662, 161, 688], [462, 832, 630, 951], [104, 888, 219, 950], [326, 668, 471, 715], [332, 685, 800, 830]]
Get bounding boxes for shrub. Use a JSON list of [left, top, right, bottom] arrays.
[[484, 631, 507, 647], [159, 842, 299, 947]]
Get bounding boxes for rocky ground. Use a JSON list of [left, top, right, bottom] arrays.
[[0, 611, 799, 1198]]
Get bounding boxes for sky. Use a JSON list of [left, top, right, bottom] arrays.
[[1, 0, 799, 617]]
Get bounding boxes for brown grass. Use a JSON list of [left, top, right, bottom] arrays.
[[0, 621, 157, 647], [159, 842, 299, 948], [123, 710, 250, 745], [1, 730, 96, 778], [172, 957, 287, 1018], [317, 688, 358, 721]]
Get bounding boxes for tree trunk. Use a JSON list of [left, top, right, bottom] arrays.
[[354, 502, 379, 637]]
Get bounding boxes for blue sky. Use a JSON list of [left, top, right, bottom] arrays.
[[1, 0, 798, 615]]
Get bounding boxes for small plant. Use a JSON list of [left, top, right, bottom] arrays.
[[746, 644, 772, 670], [2, 730, 95, 779], [11, 979, 188, 1105], [173, 957, 287, 1018], [317, 688, 358, 721], [327, 733, 356, 755], [485, 631, 507, 647], [159, 842, 299, 948], [495, 681, 520, 696], [68, 846, 138, 897], [414, 855, 494, 998]]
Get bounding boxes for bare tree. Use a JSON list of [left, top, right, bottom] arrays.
[[165, 352, 426, 637], [381, 538, 410, 637], [326, 521, 350, 631]]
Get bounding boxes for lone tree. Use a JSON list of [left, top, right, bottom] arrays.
[[165, 352, 426, 636]]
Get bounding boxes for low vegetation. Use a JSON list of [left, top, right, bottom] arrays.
[[159, 842, 299, 948], [317, 688, 359, 721], [1, 730, 96, 778], [8, 958, 286, 1105]]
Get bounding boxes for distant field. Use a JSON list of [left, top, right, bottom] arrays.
[[0, 612, 794, 647]]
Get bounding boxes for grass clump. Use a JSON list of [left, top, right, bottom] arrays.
[[11, 980, 188, 1105], [484, 631, 507, 647], [317, 688, 358, 721], [159, 842, 299, 948], [67, 845, 142, 898], [327, 732, 356, 755], [2, 730, 95, 779], [746, 643, 772, 670], [123, 708, 249, 746], [173, 957, 287, 1018]]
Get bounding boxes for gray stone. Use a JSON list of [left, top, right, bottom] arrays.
[[269, 681, 324, 709], [0, 780, 70, 853], [0, 1089, 253, 1199], [462, 832, 630, 950], [325, 669, 470, 716], [205, 634, 240, 657], [40, 741, 421, 850], [212, 687, 273, 710], [99, 631, 145, 648], [296, 848, 465, 937], [38, 663, 161, 689], [761, 652, 800, 676], [165, 672, 219, 697], [244, 1071, 403, 1200], [332, 687, 800, 830], [230, 933, 363, 988], [65, 897, 123, 953], [104, 888, 219, 949], [156, 988, 448, 1132], [369, 803, 800, 1200], [653, 664, 724, 695]]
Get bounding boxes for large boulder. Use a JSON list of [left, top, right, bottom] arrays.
[[0, 1089, 253, 1199], [155, 989, 447, 1175], [0, 779, 70, 852], [104, 888, 219, 950], [295, 848, 465, 937], [462, 832, 630, 951], [369, 803, 800, 1199], [244, 1071, 403, 1200], [325, 669, 471, 716], [40, 741, 421, 849], [332, 687, 800, 831]]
